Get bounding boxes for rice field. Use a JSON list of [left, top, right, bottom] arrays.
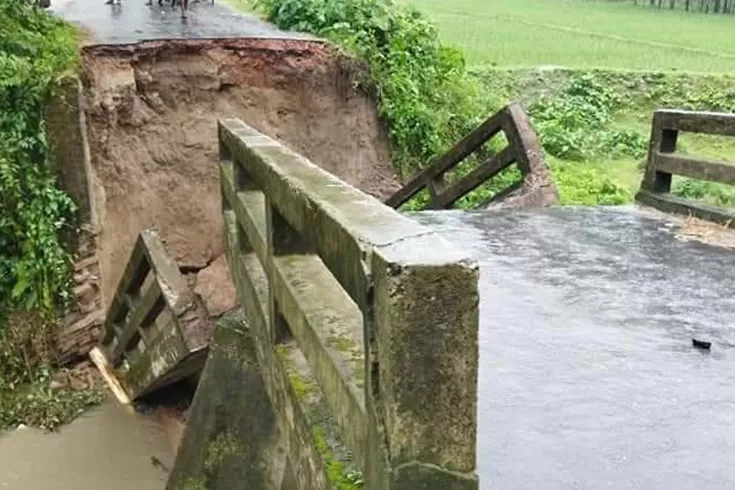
[[399, 0, 735, 72]]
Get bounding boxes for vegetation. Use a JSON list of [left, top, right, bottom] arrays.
[[475, 67, 735, 207], [399, 0, 735, 71], [0, 0, 102, 432], [248, 0, 735, 209], [0, 311, 104, 431], [251, 0, 501, 177], [0, 0, 77, 323], [312, 425, 364, 490]]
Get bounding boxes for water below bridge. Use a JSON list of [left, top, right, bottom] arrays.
[[413, 206, 735, 490], [0, 400, 173, 489]]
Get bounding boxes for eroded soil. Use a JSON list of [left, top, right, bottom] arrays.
[[82, 38, 399, 305]]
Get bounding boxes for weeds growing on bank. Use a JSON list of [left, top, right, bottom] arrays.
[[0, 311, 103, 432], [0, 0, 102, 431], [0, 0, 78, 321]]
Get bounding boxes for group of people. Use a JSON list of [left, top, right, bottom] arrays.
[[105, 0, 213, 19]]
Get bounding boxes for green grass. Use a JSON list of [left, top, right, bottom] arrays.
[[399, 0, 735, 72]]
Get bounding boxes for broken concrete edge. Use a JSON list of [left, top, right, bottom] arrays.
[[487, 103, 558, 210], [168, 306, 360, 490], [91, 227, 214, 400], [638, 109, 735, 227], [384, 102, 558, 211], [220, 120, 480, 485], [81, 36, 327, 59], [167, 316, 287, 490]]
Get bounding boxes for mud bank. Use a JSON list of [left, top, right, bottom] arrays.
[[79, 37, 398, 310]]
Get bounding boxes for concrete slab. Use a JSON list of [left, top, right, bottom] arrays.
[[413, 206, 735, 490]]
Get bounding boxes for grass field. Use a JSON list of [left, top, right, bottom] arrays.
[[400, 0, 735, 72]]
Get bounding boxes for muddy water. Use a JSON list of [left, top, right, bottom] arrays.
[[0, 400, 174, 489], [413, 207, 735, 490]]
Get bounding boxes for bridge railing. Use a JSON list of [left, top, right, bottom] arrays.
[[637, 109, 735, 226], [385, 102, 557, 210], [219, 119, 479, 489], [96, 229, 212, 400]]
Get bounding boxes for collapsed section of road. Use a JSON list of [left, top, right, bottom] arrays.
[[49, 38, 400, 361]]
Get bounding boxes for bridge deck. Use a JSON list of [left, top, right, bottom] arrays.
[[413, 206, 735, 490]]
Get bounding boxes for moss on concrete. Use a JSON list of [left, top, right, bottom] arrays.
[[326, 335, 366, 386], [275, 343, 317, 402], [327, 335, 357, 354], [312, 426, 364, 490], [121, 352, 150, 390], [181, 477, 207, 490], [204, 431, 242, 473]]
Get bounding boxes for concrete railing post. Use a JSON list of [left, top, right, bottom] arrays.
[[367, 249, 479, 490]]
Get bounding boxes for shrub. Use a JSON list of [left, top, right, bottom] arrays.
[[673, 178, 735, 208], [0, 0, 78, 323], [550, 160, 631, 206], [529, 74, 647, 161], [252, 0, 501, 177]]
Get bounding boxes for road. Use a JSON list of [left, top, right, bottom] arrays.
[[51, 0, 308, 44], [415, 206, 735, 490]]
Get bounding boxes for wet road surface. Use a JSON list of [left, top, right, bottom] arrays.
[[0, 401, 174, 490], [414, 206, 735, 490], [51, 0, 309, 44]]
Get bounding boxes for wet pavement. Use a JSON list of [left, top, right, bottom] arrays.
[[413, 206, 735, 490], [51, 0, 309, 44], [0, 401, 174, 490]]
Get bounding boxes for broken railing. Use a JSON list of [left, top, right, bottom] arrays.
[[213, 120, 480, 489], [385, 102, 557, 210], [93, 230, 212, 401], [637, 109, 735, 226]]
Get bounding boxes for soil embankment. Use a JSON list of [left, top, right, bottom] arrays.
[[79, 38, 399, 310]]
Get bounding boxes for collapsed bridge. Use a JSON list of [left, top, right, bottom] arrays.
[[44, 1, 735, 488], [95, 111, 735, 490]]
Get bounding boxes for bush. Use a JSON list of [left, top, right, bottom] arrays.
[[673, 178, 735, 208], [529, 74, 647, 161], [0, 0, 78, 323], [252, 0, 500, 177], [550, 160, 631, 206]]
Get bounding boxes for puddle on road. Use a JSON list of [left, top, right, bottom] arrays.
[[0, 400, 174, 490]]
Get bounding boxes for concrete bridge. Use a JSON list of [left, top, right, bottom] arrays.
[[89, 107, 735, 490], [37, 2, 735, 487]]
